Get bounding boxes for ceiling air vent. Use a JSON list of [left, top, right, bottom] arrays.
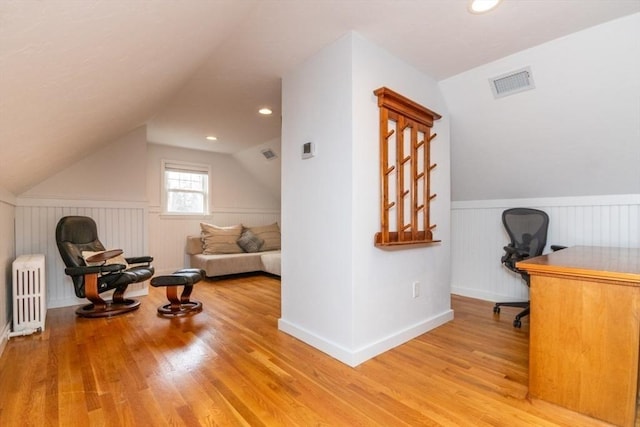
[[261, 148, 278, 160], [489, 66, 535, 99]]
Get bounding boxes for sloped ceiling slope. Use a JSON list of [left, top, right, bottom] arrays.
[[0, 0, 252, 195], [440, 14, 640, 201], [147, 0, 640, 154], [2, 0, 639, 197]]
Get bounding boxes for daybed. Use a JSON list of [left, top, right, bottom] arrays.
[[186, 222, 281, 278]]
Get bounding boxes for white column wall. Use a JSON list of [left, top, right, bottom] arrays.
[[280, 32, 453, 366], [279, 33, 355, 357], [350, 34, 452, 360]]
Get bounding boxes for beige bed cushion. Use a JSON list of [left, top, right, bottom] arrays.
[[246, 223, 281, 251], [200, 222, 243, 254], [260, 251, 281, 276], [190, 252, 264, 277], [186, 235, 204, 255]]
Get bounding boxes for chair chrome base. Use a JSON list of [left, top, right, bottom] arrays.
[[493, 301, 529, 328]]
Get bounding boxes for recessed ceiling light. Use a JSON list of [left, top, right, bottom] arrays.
[[468, 0, 502, 14], [206, 136, 217, 141], [258, 108, 273, 115]]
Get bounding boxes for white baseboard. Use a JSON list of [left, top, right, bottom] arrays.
[[278, 309, 454, 367], [451, 285, 524, 303]]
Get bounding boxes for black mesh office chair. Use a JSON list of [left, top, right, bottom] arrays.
[[493, 208, 564, 328]]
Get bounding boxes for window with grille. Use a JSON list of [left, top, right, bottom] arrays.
[[162, 160, 210, 215]]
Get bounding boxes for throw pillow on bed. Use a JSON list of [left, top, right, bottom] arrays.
[[246, 222, 281, 251], [237, 229, 265, 253], [200, 222, 244, 254]]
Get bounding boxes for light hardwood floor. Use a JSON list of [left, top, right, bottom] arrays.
[[0, 274, 633, 426]]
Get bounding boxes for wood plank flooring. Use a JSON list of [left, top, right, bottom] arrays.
[[0, 274, 632, 426]]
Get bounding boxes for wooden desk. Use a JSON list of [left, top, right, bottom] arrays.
[[518, 246, 640, 427]]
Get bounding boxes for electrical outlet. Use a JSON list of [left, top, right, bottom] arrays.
[[412, 281, 420, 298]]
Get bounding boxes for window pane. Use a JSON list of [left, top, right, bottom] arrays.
[[163, 162, 209, 214], [167, 191, 204, 213], [166, 170, 205, 191]]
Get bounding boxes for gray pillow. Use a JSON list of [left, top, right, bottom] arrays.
[[237, 229, 265, 253]]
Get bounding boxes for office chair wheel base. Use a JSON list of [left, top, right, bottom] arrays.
[[493, 305, 500, 314], [513, 319, 522, 328]]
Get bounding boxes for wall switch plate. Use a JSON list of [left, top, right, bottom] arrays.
[[302, 141, 316, 159], [412, 281, 420, 298]]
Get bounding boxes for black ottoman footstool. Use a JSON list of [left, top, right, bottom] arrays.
[[150, 268, 204, 317]]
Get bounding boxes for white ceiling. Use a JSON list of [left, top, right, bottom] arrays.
[[1, 0, 639, 195]]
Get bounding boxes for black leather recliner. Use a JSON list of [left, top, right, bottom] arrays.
[[56, 215, 154, 317]]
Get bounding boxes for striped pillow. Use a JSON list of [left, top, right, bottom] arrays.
[[246, 223, 281, 251], [200, 223, 243, 254]]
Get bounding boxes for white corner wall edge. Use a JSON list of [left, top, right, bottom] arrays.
[[278, 309, 454, 367], [0, 321, 11, 357], [0, 188, 17, 206]]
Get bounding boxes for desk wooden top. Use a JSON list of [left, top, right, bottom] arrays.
[[517, 246, 640, 285]]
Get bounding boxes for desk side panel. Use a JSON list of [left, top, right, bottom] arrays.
[[529, 275, 640, 427]]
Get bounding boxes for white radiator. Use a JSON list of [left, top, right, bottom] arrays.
[[11, 254, 46, 336]]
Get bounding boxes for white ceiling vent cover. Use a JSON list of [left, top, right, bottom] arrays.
[[489, 67, 535, 99], [261, 148, 278, 160]]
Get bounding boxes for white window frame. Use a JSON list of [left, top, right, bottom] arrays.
[[161, 159, 211, 216]]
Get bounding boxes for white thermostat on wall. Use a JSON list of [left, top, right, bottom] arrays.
[[302, 141, 316, 159]]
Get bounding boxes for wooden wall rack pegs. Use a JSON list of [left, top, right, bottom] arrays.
[[373, 87, 442, 248]]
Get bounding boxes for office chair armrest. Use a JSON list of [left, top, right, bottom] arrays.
[[125, 256, 153, 265], [551, 245, 567, 252], [503, 245, 530, 258], [65, 264, 125, 277]]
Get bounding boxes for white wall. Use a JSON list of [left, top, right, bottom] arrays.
[[146, 143, 281, 275], [280, 32, 452, 366], [451, 194, 640, 302], [441, 14, 640, 306], [21, 126, 148, 201], [350, 34, 452, 355], [14, 128, 150, 309], [232, 137, 282, 202], [280, 32, 355, 354], [146, 143, 280, 211], [439, 13, 640, 201], [13, 129, 282, 308], [15, 201, 149, 309]]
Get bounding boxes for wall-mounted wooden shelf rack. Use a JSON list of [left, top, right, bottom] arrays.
[[373, 87, 442, 248]]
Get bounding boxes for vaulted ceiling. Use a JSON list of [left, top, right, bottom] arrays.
[[1, 0, 638, 195]]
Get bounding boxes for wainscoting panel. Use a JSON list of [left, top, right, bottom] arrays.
[[0, 199, 16, 352], [15, 200, 148, 309], [148, 208, 281, 276], [451, 194, 640, 302]]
